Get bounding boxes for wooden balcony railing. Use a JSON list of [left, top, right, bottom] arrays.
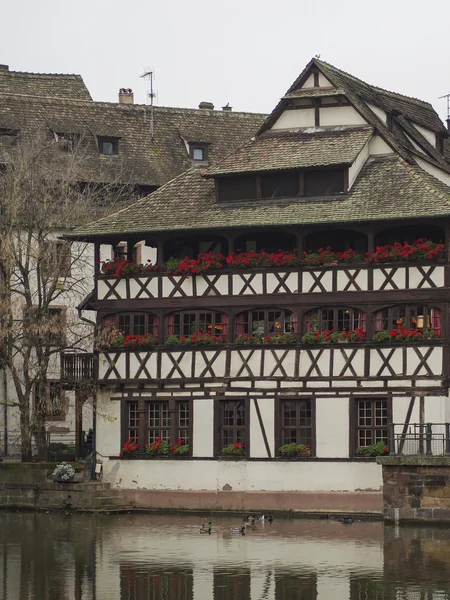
[[61, 352, 95, 383], [96, 262, 446, 302]]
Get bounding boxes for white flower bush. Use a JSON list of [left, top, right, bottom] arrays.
[[52, 462, 75, 481]]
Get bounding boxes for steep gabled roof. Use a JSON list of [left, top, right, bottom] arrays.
[[71, 155, 450, 240], [0, 94, 266, 186], [0, 68, 92, 100], [206, 126, 373, 176]]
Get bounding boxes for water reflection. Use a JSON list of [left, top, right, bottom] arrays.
[[0, 512, 449, 599]]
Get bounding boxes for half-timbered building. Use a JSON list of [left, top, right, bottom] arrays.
[[71, 58, 450, 510]]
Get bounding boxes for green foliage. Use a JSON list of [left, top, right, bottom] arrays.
[[356, 441, 389, 456], [279, 443, 310, 456]]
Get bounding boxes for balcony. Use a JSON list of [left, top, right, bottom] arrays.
[[388, 423, 450, 456], [61, 352, 95, 385], [97, 342, 444, 390], [96, 262, 446, 303]]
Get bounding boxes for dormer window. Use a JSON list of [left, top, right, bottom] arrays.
[[98, 136, 119, 156], [0, 128, 18, 147], [216, 168, 347, 202], [188, 142, 209, 162]]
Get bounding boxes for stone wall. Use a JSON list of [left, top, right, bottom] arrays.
[[378, 456, 450, 523]]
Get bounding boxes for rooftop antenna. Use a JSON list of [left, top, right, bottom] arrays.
[[439, 92, 450, 130], [141, 68, 156, 140]]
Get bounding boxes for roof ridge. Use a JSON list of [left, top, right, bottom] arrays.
[[315, 59, 433, 108], [2, 70, 84, 78]]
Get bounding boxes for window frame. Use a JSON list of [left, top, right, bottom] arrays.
[[373, 304, 441, 333], [275, 397, 316, 456], [42, 240, 72, 278], [34, 380, 67, 421], [167, 310, 227, 340], [304, 307, 365, 334], [121, 398, 193, 455], [349, 396, 392, 456], [189, 142, 209, 162], [214, 397, 249, 457], [98, 136, 119, 156], [234, 308, 296, 340], [104, 312, 159, 338], [111, 242, 142, 263]]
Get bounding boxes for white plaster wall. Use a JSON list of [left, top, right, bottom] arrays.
[[193, 398, 214, 457], [316, 397, 349, 458], [102, 457, 382, 492], [369, 135, 393, 155], [318, 73, 333, 87], [302, 74, 315, 88], [415, 157, 450, 187], [367, 103, 387, 124], [319, 106, 367, 127], [412, 123, 436, 147], [250, 397, 274, 458], [271, 108, 315, 130], [348, 140, 369, 188]]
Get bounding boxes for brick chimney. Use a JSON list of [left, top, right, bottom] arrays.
[[119, 88, 134, 105], [198, 101, 214, 110], [0, 65, 9, 71]]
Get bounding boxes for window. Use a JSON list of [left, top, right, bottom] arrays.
[[279, 399, 313, 447], [103, 313, 159, 337], [25, 306, 65, 346], [123, 400, 191, 449], [193, 147, 204, 161], [112, 242, 141, 263], [216, 400, 247, 451], [217, 176, 256, 202], [235, 309, 296, 340], [55, 132, 80, 153], [0, 128, 18, 147], [304, 169, 346, 196], [167, 311, 227, 339], [35, 381, 66, 420], [188, 142, 209, 162], [261, 172, 299, 198], [42, 240, 71, 278], [98, 136, 119, 155], [374, 305, 441, 335], [216, 168, 347, 202], [353, 398, 390, 451], [305, 308, 365, 333]]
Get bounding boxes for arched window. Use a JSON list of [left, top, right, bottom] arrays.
[[374, 305, 441, 335], [103, 313, 159, 337], [374, 225, 444, 247], [304, 307, 366, 333], [305, 229, 367, 254], [164, 235, 228, 260], [235, 309, 297, 340], [167, 310, 228, 340], [234, 231, 296, 254]]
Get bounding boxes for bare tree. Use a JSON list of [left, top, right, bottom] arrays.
[[0, 127, 134, 460]]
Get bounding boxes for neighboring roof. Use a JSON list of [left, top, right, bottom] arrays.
[[70, 155, 450, 240], [0, 68, 92, 100], [0, 94, 266, 186], [206, 126, 373, 176]]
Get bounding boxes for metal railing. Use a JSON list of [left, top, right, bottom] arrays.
[[46, 430, 93, 461], [61, 352, 95, 383], [389, 423, 450, 456]]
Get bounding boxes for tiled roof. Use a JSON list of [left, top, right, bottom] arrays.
[[314, 60, 447, 134], [70, 155, 450, 239], [0, 94, 266, 186], [0, 69, 92, 100], [205, 126, 373, 176]]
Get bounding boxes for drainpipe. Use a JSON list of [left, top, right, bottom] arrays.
[[2, 368, 7, 457], [77, 308, 97, 480]]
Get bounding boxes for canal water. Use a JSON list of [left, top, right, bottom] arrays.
[[1, 512, 450, 599]]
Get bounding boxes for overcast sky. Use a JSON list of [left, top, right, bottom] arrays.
[[2, 0, 449, 122]]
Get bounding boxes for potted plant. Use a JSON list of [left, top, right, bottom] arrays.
[[145, 438, 190, 457], [119, 437, 139, 457], [52, 462, 76, 482], [356, 441, 389, 457], [221, 442, 245, 457], [264, 333, 297, 345], [279, 443, 311, 456]]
